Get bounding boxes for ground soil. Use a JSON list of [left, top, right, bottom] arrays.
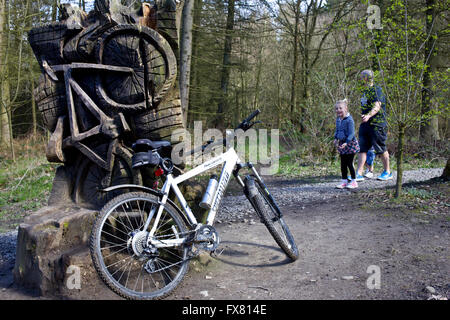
[[169, 196, 449, 300], [0, 172, 448, 301]]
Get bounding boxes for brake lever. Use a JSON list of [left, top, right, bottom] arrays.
[[247, 120, 262, 130]]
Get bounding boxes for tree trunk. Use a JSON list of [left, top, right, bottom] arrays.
[[1, 78, 13, 159], [420, 0, 440, 142], [180, 0, 194, 126], [0, 0, 3, 143], [176, 0, 184, 42], [289, 4, 300, 122], [7, 97, 14, 161], [395, 124, 406, 198], [0, 85, 10, 146], [300, 59, 309, 133], [187, 0, 202, 128], [215, 0, 235, 129], [51, 0, 58, 21], [253, 45, 263, 110], [0, 0, 11, 147], [31, 78, 37, 136]]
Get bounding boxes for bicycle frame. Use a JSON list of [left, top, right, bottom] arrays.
[[134, 147, 244, 249], [47, 63, 136, 171]]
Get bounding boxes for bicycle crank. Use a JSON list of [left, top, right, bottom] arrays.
[[193, 225, 220, 252]]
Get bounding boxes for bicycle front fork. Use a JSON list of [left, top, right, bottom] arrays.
[[234, 162, 283, 221]]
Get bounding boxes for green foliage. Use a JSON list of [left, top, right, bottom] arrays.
[[0, 159, 54, 206], [0, 135, 57, 231], [359, 1, 449, 132]]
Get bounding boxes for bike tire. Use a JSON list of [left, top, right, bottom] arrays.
[[90, 191, 190, 300], [35, 73, 67, 133], [245, 177, 299, 261]]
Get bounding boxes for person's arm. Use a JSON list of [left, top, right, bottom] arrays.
[[334, 118, 339, 141], [362, 87, 384, 123], [362, 101, 381, 123], [345, 117, 355, 144]]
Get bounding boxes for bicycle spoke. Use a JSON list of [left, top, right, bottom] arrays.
[[101, 229, 129, 244], [100, 239, 128, 249], [109, 210, 135, 233], [105, 252, 135, 270], [91, 193, 191, 299], [104, 222, 130, 237], [121, 203, 138, 231], [114, 254, 136, 282], [159, 247, 185, 261], [102, 246, 130, 261]]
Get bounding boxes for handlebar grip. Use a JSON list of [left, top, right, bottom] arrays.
[[244, 109, 261, 123]]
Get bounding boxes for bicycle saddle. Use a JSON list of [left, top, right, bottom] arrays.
[[132, 139, 171, 152]]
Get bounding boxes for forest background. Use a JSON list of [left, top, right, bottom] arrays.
[[0, 0, 448, 220]]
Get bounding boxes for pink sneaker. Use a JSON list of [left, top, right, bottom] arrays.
[[346, 180, 358, 189], [336, 180, 348, 189]]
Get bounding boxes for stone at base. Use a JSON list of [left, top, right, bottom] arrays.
[[13, 205, 104, 298]]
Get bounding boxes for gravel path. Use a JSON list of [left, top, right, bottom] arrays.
[[217, 168, 444, 223], [0, 231, 17, 288]]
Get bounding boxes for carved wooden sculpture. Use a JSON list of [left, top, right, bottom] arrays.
[[29, 0, 185, 209]]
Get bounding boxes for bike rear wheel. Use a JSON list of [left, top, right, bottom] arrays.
[[245, 177, 299, 261], [90, 192, 190, 300]]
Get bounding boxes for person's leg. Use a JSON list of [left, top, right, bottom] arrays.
[[346, 154, 358, 188], [364, 149, 375, 178], [380, 151, 390, 174], [337, 155, 349, 188], [366, 149, 375, 170], [341, 155, 349, 180], [372, 126, 393, 180], [347, 154, 356, 179], [357, 152, 367, 176], [357, 125, 370, 177]]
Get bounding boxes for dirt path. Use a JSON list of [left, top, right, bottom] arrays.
[[168, 198, 449, 300], [0, 168, 448, 300]]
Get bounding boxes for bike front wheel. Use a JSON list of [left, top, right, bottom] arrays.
[[90, 192, 190, 300], [245, 177, 299, 261]]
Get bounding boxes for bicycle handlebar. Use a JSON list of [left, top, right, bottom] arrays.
[[187, 110, 261, 156], [235, 109, 261, 131]]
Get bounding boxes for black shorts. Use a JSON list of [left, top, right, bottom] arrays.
[[359, 124, 387, 155]]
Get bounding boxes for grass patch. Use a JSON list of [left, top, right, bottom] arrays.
[[276, 147, 446, 179], [0, 134, 58, 232], [276, 152, 340, 178], [356, 180, 449, 220]]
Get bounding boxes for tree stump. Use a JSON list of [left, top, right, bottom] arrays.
[[17, 0, 208, 298], [13, 206, 101, 298]]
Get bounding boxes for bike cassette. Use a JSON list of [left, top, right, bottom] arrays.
[[193, 225, 220, 252], [127, 231, 155, 260]]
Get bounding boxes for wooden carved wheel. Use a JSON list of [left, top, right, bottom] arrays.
[[73, 144, 142, 210], [95, 25, 177, 113]]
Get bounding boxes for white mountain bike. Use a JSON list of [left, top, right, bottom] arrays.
[[89, 110, 299, 300]]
